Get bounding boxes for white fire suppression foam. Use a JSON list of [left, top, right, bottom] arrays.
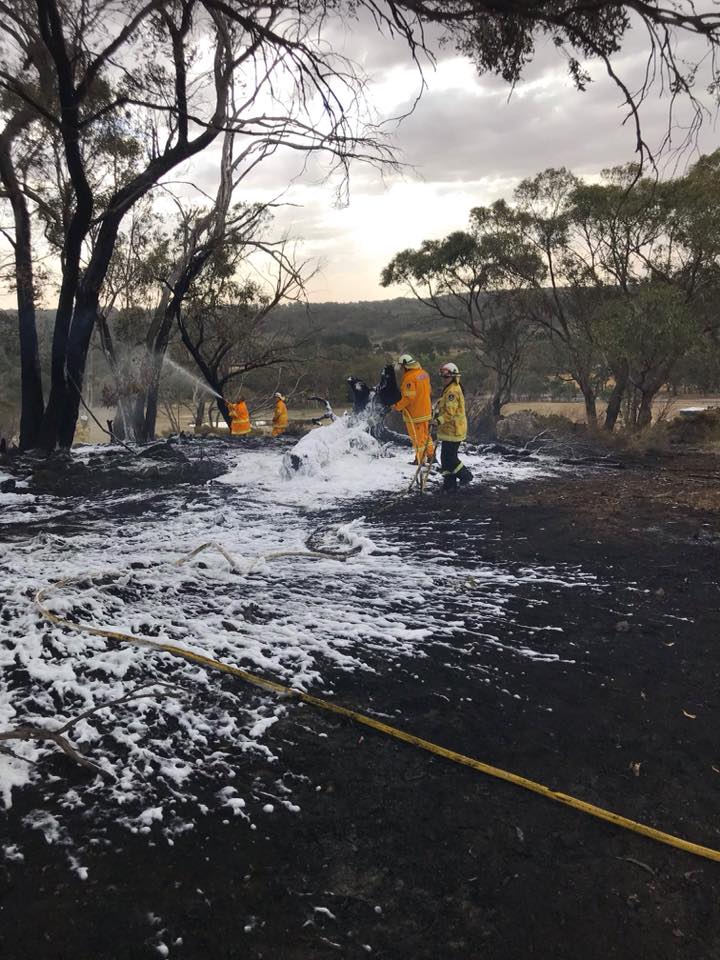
[[281, 413, 385, 478]]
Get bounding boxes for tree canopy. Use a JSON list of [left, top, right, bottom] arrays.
[[2, 0, 720, 446], [383, 150, 720, 431]]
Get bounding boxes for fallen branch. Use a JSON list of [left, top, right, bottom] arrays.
[[0, 683, 181, 780], [0, 723, 112, 778], [0, 743, 35, 764]]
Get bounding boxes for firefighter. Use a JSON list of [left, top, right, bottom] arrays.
[[435, 362, 473, 493], [272, 392, 289, 437], [75, 414, 90, 443], [393, 353, 434, 464], [227, 396, 251, 436]]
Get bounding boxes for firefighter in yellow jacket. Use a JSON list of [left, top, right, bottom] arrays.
[[393, 354, 434, 464], [272, 392, 289, 437], [227, 396, 252, 436], [435, 361, 473, 492]]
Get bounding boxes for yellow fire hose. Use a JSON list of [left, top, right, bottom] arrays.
[[34, 560, 720, 865]]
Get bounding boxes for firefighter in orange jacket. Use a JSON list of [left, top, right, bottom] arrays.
[[272, 392, 289, 437], [393, 354, 434, 464], [227, 396, 252, 436]]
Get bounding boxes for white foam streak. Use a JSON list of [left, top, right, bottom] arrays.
[[0, 430, 588, 846]]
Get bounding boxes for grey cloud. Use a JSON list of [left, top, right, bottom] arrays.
[[159, 13, 720, 303], [385, 57, 717, 187], [324, 10, 444, 75], [173, 15, 720, 207]]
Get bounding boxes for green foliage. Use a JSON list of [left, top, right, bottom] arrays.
[[382, 153, 720, 427], [671, 336, 720, 393], [447, 1, 630, 86], [320, 331, 372, 350], [596, 283, 696, 378], [381, 222, 544, 295], [381, 196, 547, 416], [403, 338, 437, 363]]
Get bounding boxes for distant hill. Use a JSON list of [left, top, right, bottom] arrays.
[[0, 295, 492, 368], [274, 297, 457, 344], [3, 297, 468, 342]]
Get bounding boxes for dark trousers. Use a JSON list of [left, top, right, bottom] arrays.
[[440, 441, 462, 490]]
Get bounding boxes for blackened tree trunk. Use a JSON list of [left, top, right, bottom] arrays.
[[633, 361, 674, 431], [471, 400, 499, 441], [580, 382, 598, 428], [17, 288, 45, 449], [217, 398, 232, 429], [194, 397, 206, 431], [36, 0, 96, 450], [59, 301, 97, 447], [34, 0, 231, 449], [489, 362, 513, 420], [142, 278, 190, 442], [177, 317, 232, 428], [0, 172, 45, 449], [604, 359, 629, 431], [636, 391, 654, 429], [0, 112, 44, 449], [142, 334, 174, 442]]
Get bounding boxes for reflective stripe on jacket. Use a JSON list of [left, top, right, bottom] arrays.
[[228, 401, 251, 435], [393, 363, 432, 422], [436, 378, 467, 442]]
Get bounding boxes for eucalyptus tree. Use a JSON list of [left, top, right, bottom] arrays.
[[140, 120, 317, 441], [646, 150, 720, 341], [586, 157, 720, 427], [568, 167, 671, 427], [596, 282, 696, 428], [512, 157, 720, 429], [491, 169, 610, 427], [501, 166, 672, 429], [381, 213, 544, 428]]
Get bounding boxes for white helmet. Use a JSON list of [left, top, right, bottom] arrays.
[[439, 362, 459, 377], [398, 353, 414, 366]]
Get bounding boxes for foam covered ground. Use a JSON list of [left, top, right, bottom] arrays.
[[0, 423, 594, 866]]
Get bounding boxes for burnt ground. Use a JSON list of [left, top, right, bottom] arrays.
[[1, 445, 720, 959]]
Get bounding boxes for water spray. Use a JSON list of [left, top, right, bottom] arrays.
[[161, 356, 223, 400]]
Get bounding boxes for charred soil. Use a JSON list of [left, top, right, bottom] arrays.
[[1, 446, 719, 959]]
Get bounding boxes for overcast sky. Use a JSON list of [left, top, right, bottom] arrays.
[[3, 9, 717, 311], [221, 11, 719, 304]]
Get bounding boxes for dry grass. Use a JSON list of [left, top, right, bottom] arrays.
[[17, 395, 720, 446], [502, 401, 591, 422], [502, 396, 720, 424]]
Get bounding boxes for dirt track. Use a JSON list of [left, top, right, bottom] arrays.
[[1, 447, 719, 959]]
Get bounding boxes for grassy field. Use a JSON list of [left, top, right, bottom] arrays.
[[502, 396, 720, 422]]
